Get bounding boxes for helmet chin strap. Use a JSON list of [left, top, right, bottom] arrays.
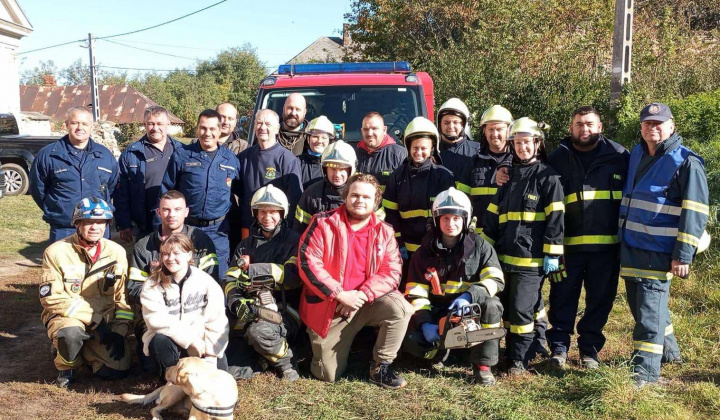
[[77, 230, 100, 248], [442, 133, 460, 142]]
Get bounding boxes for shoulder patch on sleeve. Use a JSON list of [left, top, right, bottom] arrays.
[[39, 283, 52, 298]]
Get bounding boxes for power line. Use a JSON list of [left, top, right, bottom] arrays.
[[100, 39, 199, 60], [96, 0, 229, 40], [18, 0, 228, 55], [98, 65, 195, 72], [101, 39, 221, 51], [18, 38, 85, 55]]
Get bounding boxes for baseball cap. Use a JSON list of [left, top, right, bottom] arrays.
[[639, 103, 673, 122]]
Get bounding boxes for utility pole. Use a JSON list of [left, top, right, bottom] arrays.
[[88, 33, 100, 122], [611, 0, 634, 104]]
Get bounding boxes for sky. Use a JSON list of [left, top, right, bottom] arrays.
[[16, 0, 353, 78]]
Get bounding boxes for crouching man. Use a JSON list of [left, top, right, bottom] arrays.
[[223, 185, 303, 381], [403, 188, 505, 386], [39, 198, 133, 387], [298, 173, 414, 388]]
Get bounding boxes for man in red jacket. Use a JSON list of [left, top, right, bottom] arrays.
[[298, 173, 414, 388]]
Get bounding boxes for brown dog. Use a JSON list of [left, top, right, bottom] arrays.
[[121, 357, 238, 420]]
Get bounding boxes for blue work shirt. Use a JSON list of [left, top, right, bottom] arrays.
[[161, 141, 241, 221], [113, 135, 182, 231], [30, 136, 119, 228]]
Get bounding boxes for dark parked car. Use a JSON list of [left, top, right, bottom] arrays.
[[0, 113, 60, 196]]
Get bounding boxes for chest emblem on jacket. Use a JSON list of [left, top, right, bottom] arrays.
[[265, 167, 277, 180], [71, 281, 81, 293]]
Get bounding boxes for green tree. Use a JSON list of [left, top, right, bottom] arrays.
[[21, 60, 58, 85], [59, 59, 90, 85]]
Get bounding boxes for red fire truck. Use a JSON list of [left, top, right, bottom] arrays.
[[248, 61, 435, 145]]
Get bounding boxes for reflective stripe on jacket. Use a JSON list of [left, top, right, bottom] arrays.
[[547, 136, 628, 253]]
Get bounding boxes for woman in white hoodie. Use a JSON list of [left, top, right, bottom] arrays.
[[140, 233, 229, 378]]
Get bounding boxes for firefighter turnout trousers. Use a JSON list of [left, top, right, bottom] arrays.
[[227, 311, 302, 375], [547, 250, 619, 356], [623, 276, 680, 382], [47, 317, 130, 373], [404, 296, 503, 367], [505, 272, 546, 363]]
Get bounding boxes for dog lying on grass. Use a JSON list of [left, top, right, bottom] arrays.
[[121, 357, 238, 420]]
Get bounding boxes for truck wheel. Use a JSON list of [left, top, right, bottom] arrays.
[[3, 163, 29, 196]]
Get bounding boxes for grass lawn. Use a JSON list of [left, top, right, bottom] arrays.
[[0, 196, 717, 419]]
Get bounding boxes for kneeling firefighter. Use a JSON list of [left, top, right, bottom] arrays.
[[403, 187, 506, 386], [223, 184, 303, 381]]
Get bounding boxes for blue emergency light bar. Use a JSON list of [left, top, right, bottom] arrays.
[[277, 61, 411, 75]]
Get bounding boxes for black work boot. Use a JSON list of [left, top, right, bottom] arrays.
[[369, 362, 407, 389], [550, 351, 567, 368], [55, 369, 77, 388], [472, 365, 496, 386], [580, 353, 600, 370], [507, 360, 528, 376]]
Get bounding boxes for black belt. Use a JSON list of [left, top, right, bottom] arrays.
[[186, 215, 225, 227]]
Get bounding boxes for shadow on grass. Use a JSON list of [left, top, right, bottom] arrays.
[[17, 239, 49, 265]]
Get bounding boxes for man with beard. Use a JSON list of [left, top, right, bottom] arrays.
[[277, 93, 309, 155], [298, 173, 414, 388], [546, 106, 628, 369], [355, 112, 407, 191], [216, 102, 249, 154], [114, 106, 183, 243], [128, 190, 218, 370], [437, 98, 481, 182], [238, 109, 303, 238], [161, 109, 241, 280]]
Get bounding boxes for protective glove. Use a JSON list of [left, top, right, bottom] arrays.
[[543, 255, 560, 274], [106, 331, 126, 361], [96, 320, 125, 361], [399, 246, 409, 261], [95, 320, 112, 343], [448, 292, 472, 315], [547, 256, 568, 283], [233, 298, 256, 323], [421, 322, 441, 343]]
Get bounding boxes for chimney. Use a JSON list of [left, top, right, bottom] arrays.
[[42, 74, 56, 87], [343, 23, 351, 46]]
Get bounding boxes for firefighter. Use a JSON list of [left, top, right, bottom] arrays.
[[30, 106, 119, 242], [482, 117, 565, 375], [278, 92, 309, 155], [216, 102, 249, 154], [294, 140, 356, 233], [355, 111, 407, 191], [237, 109, 303, 238], [618, 103, 708, 388], [383, 116, 454, 279], [546, 106, 629, 369], [223, 185, 303, 381], [437, 98, 480, 182], [161, 109, 242, 280], [298, 116, 336, 189], [457, 105, 514, 233], [403, 188, 505, 386], [114, 106, 183, 243], [39, 198, 133, 388], [128, 189, 219, 371]]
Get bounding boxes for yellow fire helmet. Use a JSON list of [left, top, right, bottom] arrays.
[[479, 105, 513, 127], [251, 184, 289, 219], [432, 187, 473, 228], [404, 116, 440, 151], [321, 140, 357, 176], [508, 117, 546, 141], [305, 115, 335, 138]]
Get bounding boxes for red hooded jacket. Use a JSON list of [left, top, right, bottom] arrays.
[[297, 205, 402, 337]]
